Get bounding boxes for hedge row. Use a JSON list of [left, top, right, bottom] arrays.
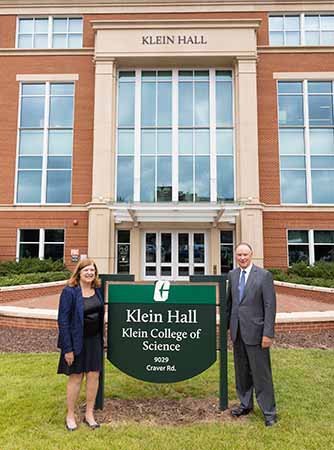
[[0, 271, 70, 287], [269, 261, 334, 289], [0, 258, 67, 276]]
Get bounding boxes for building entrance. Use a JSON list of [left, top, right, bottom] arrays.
[[143, 231, 207, 280]]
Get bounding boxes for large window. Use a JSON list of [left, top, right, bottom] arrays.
[[18, 229, 64, 261], [16, 82, 74, 204], [269, 14, 334, 46], [17, 17, 83, 48], [288, 230, 334, 265], [278, 80, 334, 204], [116, 69, 234, 203]]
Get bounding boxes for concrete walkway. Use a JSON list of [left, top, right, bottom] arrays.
[[0, 292, 334, 324]]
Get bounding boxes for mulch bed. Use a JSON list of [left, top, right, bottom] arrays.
[[0, 327, 333, 353], [1, 327, 333, 426]]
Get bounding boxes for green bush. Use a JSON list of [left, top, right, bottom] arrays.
[[0, 258, 67, 276], [269, 261, 334, 288], [291, 261, 334, 279], [0, 271, 70, 287]]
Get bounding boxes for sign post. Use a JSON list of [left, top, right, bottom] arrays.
[[190, 275, 228, 410], [95, 273, 134, 410], [107, 282, 217, 383]]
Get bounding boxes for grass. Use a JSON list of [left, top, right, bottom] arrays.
[[0, 349, 333, 450]]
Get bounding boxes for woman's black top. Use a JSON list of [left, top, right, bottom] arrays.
[[83, 294, 103, 337]]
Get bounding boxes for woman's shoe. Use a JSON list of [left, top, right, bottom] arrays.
[[83, 417, 100, 429], [65, 420, 77, 431]]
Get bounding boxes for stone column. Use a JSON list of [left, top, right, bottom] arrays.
[[235, 56, 263, 267], [130, 226, 141, 280], [210, 227, 220, 275], [88, 58, 117, 273]]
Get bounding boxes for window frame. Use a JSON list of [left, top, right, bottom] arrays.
[[15, 79, 76, 205], [142, 230, 208, 280], [16, 16, 83, 49], [220, 229, 235, 273], [287, 229, 334, 266], [277, 79, 334, 205], [115, 68, 235, 204], [16, 228, 65, 261], [269, 13, 334, 46]]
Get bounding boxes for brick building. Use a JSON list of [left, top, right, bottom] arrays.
[[0, 0, 333, 279]]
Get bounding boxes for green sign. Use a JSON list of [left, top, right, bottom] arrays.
[[107, 281, 217, 383]]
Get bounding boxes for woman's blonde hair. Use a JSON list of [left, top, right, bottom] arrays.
[[68, 258, 101, 288]]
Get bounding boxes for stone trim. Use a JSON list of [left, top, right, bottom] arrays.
[[16, 73, 79, 82], [0, 1, 333, 15]]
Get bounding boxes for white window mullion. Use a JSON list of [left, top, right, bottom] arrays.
[[48, 16, 52, 48], [39, 229, 45, 259], [41, 82, 50, 204], [189, 232, 194, 275], [303, 80, 312, 204], [210, 69, 217, 202], [134, 69, 141, 202], [16, 229, 21, 261], [172, 232, 177, 279], [300, 13, 305, 46], [155, 76, 158, 202], [172, 69, 178, 201], [309, 229, 315, 265]]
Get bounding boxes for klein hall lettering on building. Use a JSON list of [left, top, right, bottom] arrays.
[[141, 35, 208, 45]]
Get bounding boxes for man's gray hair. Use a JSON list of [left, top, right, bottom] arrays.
[[235, 242, 253, 252]]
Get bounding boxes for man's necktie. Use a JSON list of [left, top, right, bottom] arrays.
[[238, 270, 246, 304]]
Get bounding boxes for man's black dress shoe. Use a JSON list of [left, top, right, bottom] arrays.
[[230, 407, 252, 417], [83, 417, 100, 429], [265, 416, 277, 427]]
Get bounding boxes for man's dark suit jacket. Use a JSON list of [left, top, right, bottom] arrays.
[[227, 265, 276, 345], [57, 285, 104, 355]]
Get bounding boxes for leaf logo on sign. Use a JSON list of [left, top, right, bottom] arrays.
[[153, 280, 170, 302]]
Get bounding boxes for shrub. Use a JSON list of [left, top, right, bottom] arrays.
[[0, 271, 70, 287], [269, 262, 334, 288], [0, 258, 67, 276]]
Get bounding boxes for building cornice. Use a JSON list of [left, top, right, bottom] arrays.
[[0, 1, 334, 15], [91, 18, 262, 30]]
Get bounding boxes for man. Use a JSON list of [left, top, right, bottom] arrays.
[[227, 242, 277, 426]]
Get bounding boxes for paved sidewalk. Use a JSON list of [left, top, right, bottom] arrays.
[[1, 292, 333, 313]]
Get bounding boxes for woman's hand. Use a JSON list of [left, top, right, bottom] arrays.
[[64, 351, 74, 366]]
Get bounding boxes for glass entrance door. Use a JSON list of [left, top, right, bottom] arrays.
[[143, 231, 207, 280]]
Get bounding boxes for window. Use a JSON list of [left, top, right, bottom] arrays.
[[278, 80, 334, 204], [288, 230, 334, 265], [116, 69, 234, 203], [16, 82, 74, 204], [220, 230, 234, 273], [143, 231, 207, 279], [17, 17, 83, 48], [269, 14, 334, 46], [18, 229, 64, 261], [117, 230, 131, 273]]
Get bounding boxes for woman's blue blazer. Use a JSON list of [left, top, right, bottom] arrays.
[[57, 285, 104, 355]]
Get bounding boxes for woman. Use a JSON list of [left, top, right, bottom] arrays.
[[57, 258, 104, 431]]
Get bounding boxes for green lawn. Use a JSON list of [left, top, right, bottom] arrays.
[[0, 349, 333, 450]]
